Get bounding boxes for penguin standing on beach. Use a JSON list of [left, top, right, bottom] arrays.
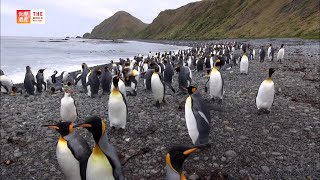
[[240, 53, 249, 74], [165, 146, 197, 180], [24, 66, 37, 95], [75, 63, 90, 93], [277, 44, 285, 63], [175, 65, 192, 93], [144, 69, 154, 90], [47, 70, 58, 85], [75, 116, 125, 180], [110, 76, 126, 99], [256, 68, 276, 114], [86, 68, 101, 97], [207, 59, 224, 103], [36, 69, 47, 93], [60, 88, 77, 122], [108, 76, 127, 129], [163, 60, 174, 85], [101, 66, 112, 95], [0, 74, 13, 94], [151, 66, 166, 107], [185, 86, 210, 145], [43, 122, 91, 180]]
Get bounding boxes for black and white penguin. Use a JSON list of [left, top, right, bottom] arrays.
[[163, 59, 174, 85], [277, 44, 285, 63], [0, 74, 13, 94], [43, 122, 91, 180], [47, 70, 58, 85], [108, 76, 128, 129], [75, 116, 125, 180], [144, 69, 154, 90], [208, 59, 224, 103], [36, 69, 47, 93], [175, 65, 192, 93], [151, 66, 165, 107], [100, 66, 112, 95], [185, 86, 211, 145], [240, 53, 249, 74], [75, 63, 90, 93], [165, 146, 197, 180], [86, 68, 101, 97], [24, 66, 37, 95], [60, 88, 77, 122], [110, 75, 126, 99], [256, 68, 276, 114]]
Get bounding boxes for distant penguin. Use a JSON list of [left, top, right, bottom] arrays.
[[101, 66, 112, 95], [151, 66, 165, 107], [108, 76, 128, 129], [47, 70, 58, 85], [240, 54, 249, 74], [24, 66, 37, 95], [0, 75, 13, 94], [163, 60, 174, 85], [61, 89, 77, 122], [36, 69, 47, 93], [75, 116, 125, 180], [75, 73, 82, 87], [267, 45, 272, 61], [43, 122, 91, 180], [185, 86, 210, 145], [86, 68, 101, 97], [256, 68, 276, 114], [144, 69, 154, 90], [75, 63, 90, 93], [175, 65, 192, 93], [196, 57, 204, 72], [165, 146, 197, 180], [277, 44, 285, 63], [60, 71, 71, 84], [208, 59, 224, 103]]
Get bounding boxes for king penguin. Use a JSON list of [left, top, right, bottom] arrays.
[[208, 59, 224, 103], [163, 59, 174, 85], [24, 66, 37, 95], [185, 86, 211, 145], [43, 122, 91, 180], [87, 68, 101, 97], [165, 146, 197, 180], [60, 88, 77, 122], [36, 69, 47, 93], [240, 53, 249, 74], [75, 63, 90, 93], [151, 66, 165, 107], [0, 74, 13, 94], [101, 66, 112, 95], [108, 76, 128, 129], [75, 116, 125, 180], [256, 68, 276, 114], [110, 76, 126, 99], [277, 44, 285, 63]]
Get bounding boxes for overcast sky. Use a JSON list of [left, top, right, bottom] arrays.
[[1, 0, 199, 37]]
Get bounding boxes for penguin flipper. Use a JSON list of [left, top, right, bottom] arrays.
[[66, 133, 91, 180], [120, 91, 128, 117], [0, 82, 9, 93]]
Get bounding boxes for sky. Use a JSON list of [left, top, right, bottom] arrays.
[[1, 0, 200, 37]]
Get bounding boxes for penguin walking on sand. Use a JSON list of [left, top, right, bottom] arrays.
[[36, 69, 47, 93], [0, 74, 13, 94], [240, 53, 249, 74], [256, 68, 276, 115], [185, 86, 210, 145], [277, 44, 285, 63], [101, 66, 112, 95], [43, 122, 91, 180], [75, 116, 125, 180], [108, 76, 128, 129], [86, 68, 101, 97], [61, 88, 77, 122], [207, 59, 224, 103], [165, 146, 197, 180], [24, 66, 37, 95]]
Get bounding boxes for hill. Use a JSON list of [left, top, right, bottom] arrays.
[[137, 0, 320, 39], [84, 11, 148, 39]]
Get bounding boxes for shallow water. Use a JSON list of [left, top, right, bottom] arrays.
[[1, 36, 189, 83]]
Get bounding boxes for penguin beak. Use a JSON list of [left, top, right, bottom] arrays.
[[74, 123, 92, 128], [42, 125, 60, 130], [183, 148, 197, 155]]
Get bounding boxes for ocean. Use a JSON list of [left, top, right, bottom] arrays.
[[0, 36, 189, 83]]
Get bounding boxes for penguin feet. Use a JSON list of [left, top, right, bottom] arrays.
[[154, 101, 160, 108], [211, 98, 215, 103], [217, 99, 223, 104], [258, 109, 270, 115]]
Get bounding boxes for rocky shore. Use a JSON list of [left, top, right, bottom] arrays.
[[0, 39, 319, 179]]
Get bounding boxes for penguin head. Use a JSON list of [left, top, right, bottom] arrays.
[[97, 69, 102, 76], [166, 146, 197, 174], [154, 66, 160, 73], [112, 76, 120, 88], [281, 44, 284, 48], [43, 122, 74, 137], [175, 65, 180, 72], [39, 69, 46, 73], [105, 66, 109, 71], [75, 116, 105, 143], [26, 66, 31, 72], [268, 68, 276, 78], [186, 86, 197, 95]]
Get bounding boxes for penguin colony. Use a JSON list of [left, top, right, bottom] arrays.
[[1, 42, 284, 179]]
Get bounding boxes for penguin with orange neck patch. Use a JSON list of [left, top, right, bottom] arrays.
[[256, 68, 276, 114], [75, 116, 125, 180], [165, 146, 197, 180], [43, 122, 91, 180]]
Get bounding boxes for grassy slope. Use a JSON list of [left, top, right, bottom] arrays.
[[138, 0, 320, 40], [88, 11, 148, 39]]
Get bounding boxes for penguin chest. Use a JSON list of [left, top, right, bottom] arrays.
[[60, 97, 77, 122], [87, 145, 114, 180], [185, 96, 199, 145], [240, 56, 249, 73], [209, 70, 223, 98], [56, 137, 81, 180], [108, 90, 127, 129], [256, 80, 275, 110], [151, 74, 164, 102]]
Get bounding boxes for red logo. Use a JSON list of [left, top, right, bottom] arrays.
[[16, 10, 45, 24], [16, 10, 31, 24]]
